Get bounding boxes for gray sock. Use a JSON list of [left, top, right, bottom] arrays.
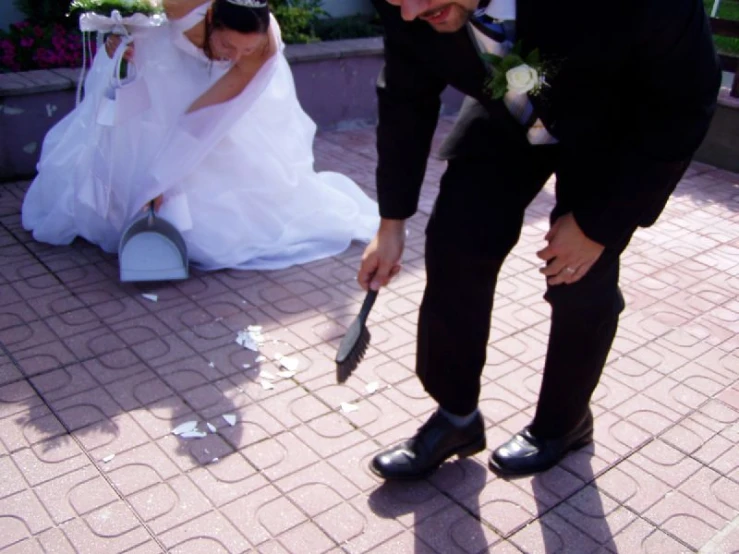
[[439, 407, 479, 428]]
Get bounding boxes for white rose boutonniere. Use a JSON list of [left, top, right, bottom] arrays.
[[506, 64, 539, 95], [481, 42, 557, 100]]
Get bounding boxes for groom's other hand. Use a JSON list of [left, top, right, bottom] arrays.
[[358, 218, 405, 291], [537, 212, 605, 286]]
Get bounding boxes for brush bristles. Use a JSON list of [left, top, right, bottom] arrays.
[[336, 327, 370, 383]]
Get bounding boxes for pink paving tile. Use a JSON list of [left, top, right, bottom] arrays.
[[77, 411, 152, 456], [29, 364, 98, 402], [34, 527, 78, 554], [458, 477, 537, 537], [293, 412, 368, 458], [132, 333, 199, 368], [677, 466, 739, 520], [46, 387, 120, 432], [104, 443, 181, 496], [607, 517, 690, 554], [34, 465, 112, 524], [643, 490, 726, 551], [13, 340, 77, 377], [366, 531, 438, 554], [128, 474, 211, 534], [631, 439, 703, 488], [596, 460, 674, 515], [160, 511, 251, 553], [188, 453, 268, 507], [242, 431, 320, 481], [221, 484, 284, 546], [0, 404, 67, 453], [0, 380, 43, 421], [128, 397, 197, 442], [661, 416, 717, 456], [11, 437, 89, 487], [103, 370, 176, 411], [365, 479, 453, 529], [82, 350, 149, 385], [59, 512, 152, 553], [717, 385, 739, 412], [277, 521, 336, 554], [509, 510, 601, 554], [0, 358, 24, 387], [413, 503, 504, 553], [611, 394, 682, 436], [694, 399, 739, 433], [0, 489, 54, 544], [556, 486, 637, 546]]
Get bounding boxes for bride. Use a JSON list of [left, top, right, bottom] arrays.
[[21, 0, 379, 270]]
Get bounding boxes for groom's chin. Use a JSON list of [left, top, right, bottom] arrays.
[[423, 5, 471, 33]]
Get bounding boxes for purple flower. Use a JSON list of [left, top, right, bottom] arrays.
[[20, 37, 34, 48]]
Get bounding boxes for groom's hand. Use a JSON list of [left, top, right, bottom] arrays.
[[358, 218, 405, 291], [537, 212, 604, 285]]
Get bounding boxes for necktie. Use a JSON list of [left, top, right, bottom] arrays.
[[468, 9, 557, 146]]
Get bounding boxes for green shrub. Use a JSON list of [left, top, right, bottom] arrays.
[[13, 0, 71, 25], [704, 0, 739, 54], [270, 0, 325, 44], [314, 14, 382, 41]]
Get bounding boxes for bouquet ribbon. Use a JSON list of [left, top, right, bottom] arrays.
[[76, 9, 166, 105]]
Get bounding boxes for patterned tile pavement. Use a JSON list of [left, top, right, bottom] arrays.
[[0, 119, 738, 553]]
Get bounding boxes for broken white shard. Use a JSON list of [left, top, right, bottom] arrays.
[[278, 356, 299, 372], [247, 325, 263, 333], [365, 382, 380, 394], [210, 458, 219, 464], [208, 362, 215, 368], [222, 414, 237, 426], [172, 421, 199, 435], [206, 422, 217, 433], [276, 370, 296, 379], [141, 293, 158, 302], [102, 454, 115, 463], [235, 330, 259, 351], [261, 379, 275, 390], [242, 363, 251, 369], [255, 355, 267, 363], [260, 370, 276, 381], [340, 402, 359, 413], [179, 430, 208, 439]]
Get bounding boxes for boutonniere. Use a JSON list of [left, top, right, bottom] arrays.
[[481, 42, 557, 100]]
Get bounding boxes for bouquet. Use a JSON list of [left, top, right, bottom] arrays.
[[68, 0, 165, 103]]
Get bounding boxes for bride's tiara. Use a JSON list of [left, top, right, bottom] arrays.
[[224, 0, 268, 7]]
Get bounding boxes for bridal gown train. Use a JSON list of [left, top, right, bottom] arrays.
[[21, 6, 379, 270]]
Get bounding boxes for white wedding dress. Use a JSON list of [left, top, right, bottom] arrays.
[[21, 5, 379, 270]]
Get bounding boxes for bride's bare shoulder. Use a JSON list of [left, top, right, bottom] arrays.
[[163, 0, 209, 20]]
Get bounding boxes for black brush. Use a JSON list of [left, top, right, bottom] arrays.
[[335, 289, 378, 383]]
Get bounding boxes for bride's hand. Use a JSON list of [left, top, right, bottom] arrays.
[[142, 195, 164, 213], [105, 34, 135, 61]]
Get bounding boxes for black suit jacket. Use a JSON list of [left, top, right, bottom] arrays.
[[372, 0, 721, 248]]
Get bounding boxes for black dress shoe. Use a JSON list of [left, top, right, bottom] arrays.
[[489, 410, 593, 476], [370, 409, 486, 480]]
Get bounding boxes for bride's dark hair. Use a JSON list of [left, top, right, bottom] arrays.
[[203, 0, 271, 61]]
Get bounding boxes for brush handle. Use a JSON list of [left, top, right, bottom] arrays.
[[357, 289, 378, 324]]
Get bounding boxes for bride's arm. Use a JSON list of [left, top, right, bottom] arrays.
[[185, 32, 277, 113], [164, 0, 210, 20]]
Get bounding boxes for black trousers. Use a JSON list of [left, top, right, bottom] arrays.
[[417, 142, 628, 438]]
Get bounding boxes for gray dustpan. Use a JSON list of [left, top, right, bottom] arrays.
[[118, 203, 189, 282]]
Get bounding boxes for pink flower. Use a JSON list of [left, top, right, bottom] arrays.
[[20, 37, 34, 48]]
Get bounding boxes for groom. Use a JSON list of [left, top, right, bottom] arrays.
[[357, 0, 720, 479]]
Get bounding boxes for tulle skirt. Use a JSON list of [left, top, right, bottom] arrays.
[[21, 23, 379, 270]]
